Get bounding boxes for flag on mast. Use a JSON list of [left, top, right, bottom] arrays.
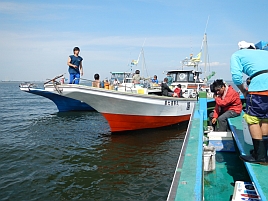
[[131, 60, 138, 65], [191, 52, 202, 62]]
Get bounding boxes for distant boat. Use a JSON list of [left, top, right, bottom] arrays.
[[165, 33, 216, 98], [19, 76, 94, 112]]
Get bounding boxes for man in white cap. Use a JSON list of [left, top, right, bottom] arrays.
[[230, 41, 268, 164]]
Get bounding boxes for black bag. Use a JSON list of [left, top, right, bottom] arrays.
[[246, 70, 268, 85]]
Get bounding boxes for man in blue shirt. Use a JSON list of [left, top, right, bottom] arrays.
[[231, 41, 268, 164], [67, 47, 83, 84], [151, 75, 159, 84]]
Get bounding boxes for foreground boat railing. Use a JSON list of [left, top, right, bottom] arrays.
[[167, 92, 207, 201], [44, 74, 64, 85], [72, 77, 95, 84]]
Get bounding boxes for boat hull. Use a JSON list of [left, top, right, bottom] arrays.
[[102, 113, 190, 132], [45, 84, 195, 132], [20, 87, 94, 112]]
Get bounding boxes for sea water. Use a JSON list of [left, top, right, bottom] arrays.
[[0, 82, 187, 201]]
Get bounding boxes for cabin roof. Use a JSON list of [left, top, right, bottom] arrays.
[[110, 72, 131, 74], [165, 70, 202, 73]]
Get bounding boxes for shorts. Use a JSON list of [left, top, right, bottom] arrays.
[[243, 113, 268, 124], [244, 94, 268, 124]]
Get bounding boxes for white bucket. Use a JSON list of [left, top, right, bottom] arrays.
[[203, 145, 216, 172], [242, 119, 253, 145]]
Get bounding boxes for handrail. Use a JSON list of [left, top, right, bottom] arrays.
[[44, 74, 64, 85], [72, 77, 94, 84]]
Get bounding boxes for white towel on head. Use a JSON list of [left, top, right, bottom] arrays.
[[238, 41, 255, 49]]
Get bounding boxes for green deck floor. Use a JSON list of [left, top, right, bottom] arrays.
[[204, 151, 250, 201]]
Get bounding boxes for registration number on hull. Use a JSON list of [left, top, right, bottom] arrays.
[[165, 101, 191, 110]]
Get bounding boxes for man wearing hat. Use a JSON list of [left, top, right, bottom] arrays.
[[230, 41, 268, 164]]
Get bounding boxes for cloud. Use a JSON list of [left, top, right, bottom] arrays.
[[0, 2, 33, 14], [0, 1, 97, 13], [0, 1, 99, 22], [199, 61, 226, 67], [0, 30, 203, 51]]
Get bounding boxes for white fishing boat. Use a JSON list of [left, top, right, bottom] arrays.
[[44, 83, 194, 132], [165, 33, 215, 98]]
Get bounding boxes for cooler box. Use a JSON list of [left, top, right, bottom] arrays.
[[207, 131, 235, 152], [232, 181, 260, 201]]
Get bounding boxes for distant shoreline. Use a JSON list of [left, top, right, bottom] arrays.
[[1, 81, 43, 83]]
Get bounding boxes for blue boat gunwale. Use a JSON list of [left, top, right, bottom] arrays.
[[167, 93, 206, 201], [166, 103, 196, 200]]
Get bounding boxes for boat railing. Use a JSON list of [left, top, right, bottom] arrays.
[[44, 74, 64, 85], [167, 92, 207, 200], [72, 77, 94, 84], [19, 82, 38, 89]]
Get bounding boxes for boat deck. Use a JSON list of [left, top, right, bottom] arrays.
[[228, 114, 268, 201], [167, 93, 251, 201], [204, 151, 250, 201]]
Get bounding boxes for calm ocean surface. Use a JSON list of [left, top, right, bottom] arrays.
[[0, 82, 187, 201]]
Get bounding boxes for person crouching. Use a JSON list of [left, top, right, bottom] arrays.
[[209, 79, 242, 131]]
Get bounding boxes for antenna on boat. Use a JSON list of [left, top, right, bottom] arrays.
[[203, 16, 209, 78], [137, 38, 146, 64], [181, 17, 210, 71], [204, 16, 209, 35], [130, 38, 148, 77], [130, 39, 146, 66]]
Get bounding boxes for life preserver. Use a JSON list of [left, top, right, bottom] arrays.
[[179, 73, 186, 80]]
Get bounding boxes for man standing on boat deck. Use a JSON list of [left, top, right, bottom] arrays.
[[166, 73, 173, 86], [132, 70, 141, 84], [67, 47, 83, 84], [230, 41, 268, 164], [209, 79, 242, 132]]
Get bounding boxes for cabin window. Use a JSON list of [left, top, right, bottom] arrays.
[[177, 73, 187, 82], [189, 73, 194, 82]]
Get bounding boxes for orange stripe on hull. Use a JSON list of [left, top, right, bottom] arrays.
[[102, 113, 191, 132]]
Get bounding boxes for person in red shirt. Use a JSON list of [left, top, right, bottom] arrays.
[[209, 79, 242, 131], [173, 84, 182, 97]]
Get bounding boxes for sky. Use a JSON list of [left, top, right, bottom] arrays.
[[0, 0, 268, 82]]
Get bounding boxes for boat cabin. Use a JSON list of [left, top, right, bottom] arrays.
[[166, 70, 203, 84], [110, 72, 131, 83], [165, 70, 211, 98]]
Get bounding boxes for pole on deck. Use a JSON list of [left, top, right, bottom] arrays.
[[199, 91, 207, 129]]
